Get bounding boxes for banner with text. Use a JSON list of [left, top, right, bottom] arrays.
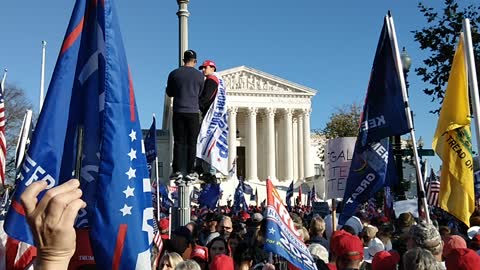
[[265, 179, 317, 270], [325, 137, 356, 199]]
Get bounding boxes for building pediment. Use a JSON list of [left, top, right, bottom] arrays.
[[219, 66, 316, 97]]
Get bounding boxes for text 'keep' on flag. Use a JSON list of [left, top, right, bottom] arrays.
[[339, 13, 412, 225]]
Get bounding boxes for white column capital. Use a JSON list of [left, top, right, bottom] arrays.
[[281, 108, 293, 117], [266, 107, 276, 117], [301, 108, 311, 116], [228, 106, 238, 115], [247, 107, 258, 116]]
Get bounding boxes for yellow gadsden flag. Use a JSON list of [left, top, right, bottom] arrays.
[[432, 35, 474, 227]]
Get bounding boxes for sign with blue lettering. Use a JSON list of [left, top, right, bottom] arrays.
[[196, 73, 229, 175]]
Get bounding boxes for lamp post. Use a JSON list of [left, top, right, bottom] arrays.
[[393, 47, 411, 200], [172, 0, 191, 229]]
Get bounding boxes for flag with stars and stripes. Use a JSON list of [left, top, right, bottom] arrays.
[[426, 168, 440, 207], [0, 81, 6, 187], [4, 1, 153, 269]]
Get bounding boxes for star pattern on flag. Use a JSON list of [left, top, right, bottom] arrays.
[[126, 167, 136, 179], [120, 204, 132, 216], [269, 227, 276, 235], [127, 148, 137, 161], [129, 129, 136, 142], [123, 186, 135, 198]]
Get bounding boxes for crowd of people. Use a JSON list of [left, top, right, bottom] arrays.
[[22, 177, 480, 270]]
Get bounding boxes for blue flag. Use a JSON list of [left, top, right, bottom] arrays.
[[339, 15, 409, 225], [286, 181, 294, 209], [159, 184, 173, 210], [233, 181, 248, 214], [144, 116, 157, 177], [243, 181, 253, 195], [265, 180, 317, 270], [198, 183, 221, 209], [4, 1, 153, 269]]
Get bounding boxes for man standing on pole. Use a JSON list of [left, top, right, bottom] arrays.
[[166, 49, 204, 180]]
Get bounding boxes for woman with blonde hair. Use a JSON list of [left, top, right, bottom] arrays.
[[158, 252, 184, 270]]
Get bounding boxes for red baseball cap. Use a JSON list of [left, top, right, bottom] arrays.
[[330, 230, 351, 256], [443, 235, 467, 258], [371, 250, 400, 270], [445, 248, 480, 270], [191, 246, 208, 262], [199, 60, 216, 71], [210, 254, 234, 270], [335, 234, 364, 260]]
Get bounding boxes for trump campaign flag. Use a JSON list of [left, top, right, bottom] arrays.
[[339, 14, 410, 225], [432, 34, 474, 226], [265, 179, 317, 270], [197, 73, 229, 175], [4, 1, 153, 269]]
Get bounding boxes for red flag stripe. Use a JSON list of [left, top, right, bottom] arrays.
[[11, 200, 25, 216], [112, 224, 128, 270]]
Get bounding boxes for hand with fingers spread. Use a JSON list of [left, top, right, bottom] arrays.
[[21, 179, 86, 270]]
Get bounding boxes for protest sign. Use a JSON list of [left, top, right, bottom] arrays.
[[324, 137, 356, 199]]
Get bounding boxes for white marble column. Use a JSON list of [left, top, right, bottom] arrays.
[[297, 114, 304, 180], [266, 108, 276, 180], [247, 107, 258, 181], [228, 107, 238, 178], [283, 108, 294, 182], [303, 109, 313, 178], [292, 118, 298, 181]]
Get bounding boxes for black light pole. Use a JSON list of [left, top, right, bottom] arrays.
[[394, 47, 411, 199]]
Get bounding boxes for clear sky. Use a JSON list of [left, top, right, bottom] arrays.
[[0, 1, 477, 171]]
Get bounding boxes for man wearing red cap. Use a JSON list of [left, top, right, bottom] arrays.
[[197, 59, 220, 182], [333, 233, 364, 270]]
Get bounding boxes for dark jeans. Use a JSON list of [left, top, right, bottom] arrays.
[[172, 112, 200, 174]]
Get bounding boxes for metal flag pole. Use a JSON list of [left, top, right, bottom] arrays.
[[463, 19, 480, 156], [74, 126, 84, 179], [15, 110, 33, 172], [153, 113, 161, 226], [39, 41, 47, 113], [1, 69, 7, 92], [387, 13, 430, 224]]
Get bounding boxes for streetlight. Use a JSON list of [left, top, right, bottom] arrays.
[[393, 47, 412, 200]]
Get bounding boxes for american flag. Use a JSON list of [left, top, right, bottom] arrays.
[[426, 168, 440, 207], [0, 82, 6, 186], [310, 184, 318, 203]]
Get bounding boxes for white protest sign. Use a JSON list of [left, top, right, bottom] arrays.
[[393, 199, 419, 218], [325, 137, 356, 199]]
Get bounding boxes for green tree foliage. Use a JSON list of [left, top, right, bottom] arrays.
[[318, 103, 361, 139], [413, 0, 480, 114]]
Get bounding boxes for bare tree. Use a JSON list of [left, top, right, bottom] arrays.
[[3, 85, 34, 185]]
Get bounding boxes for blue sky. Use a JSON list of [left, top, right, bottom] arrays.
[[1, 1, 477, 170]]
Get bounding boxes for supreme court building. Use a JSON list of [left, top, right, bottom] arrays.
[[158, 66, 324, 203]]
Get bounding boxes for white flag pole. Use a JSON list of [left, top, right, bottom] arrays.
[[153, 113, 161, 225], [39, 41, 47, 113], [387, 13, 431, 224], [15, 110, 33, 172], [463, 19, 480, 156], [1, 69, 7, 92]]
